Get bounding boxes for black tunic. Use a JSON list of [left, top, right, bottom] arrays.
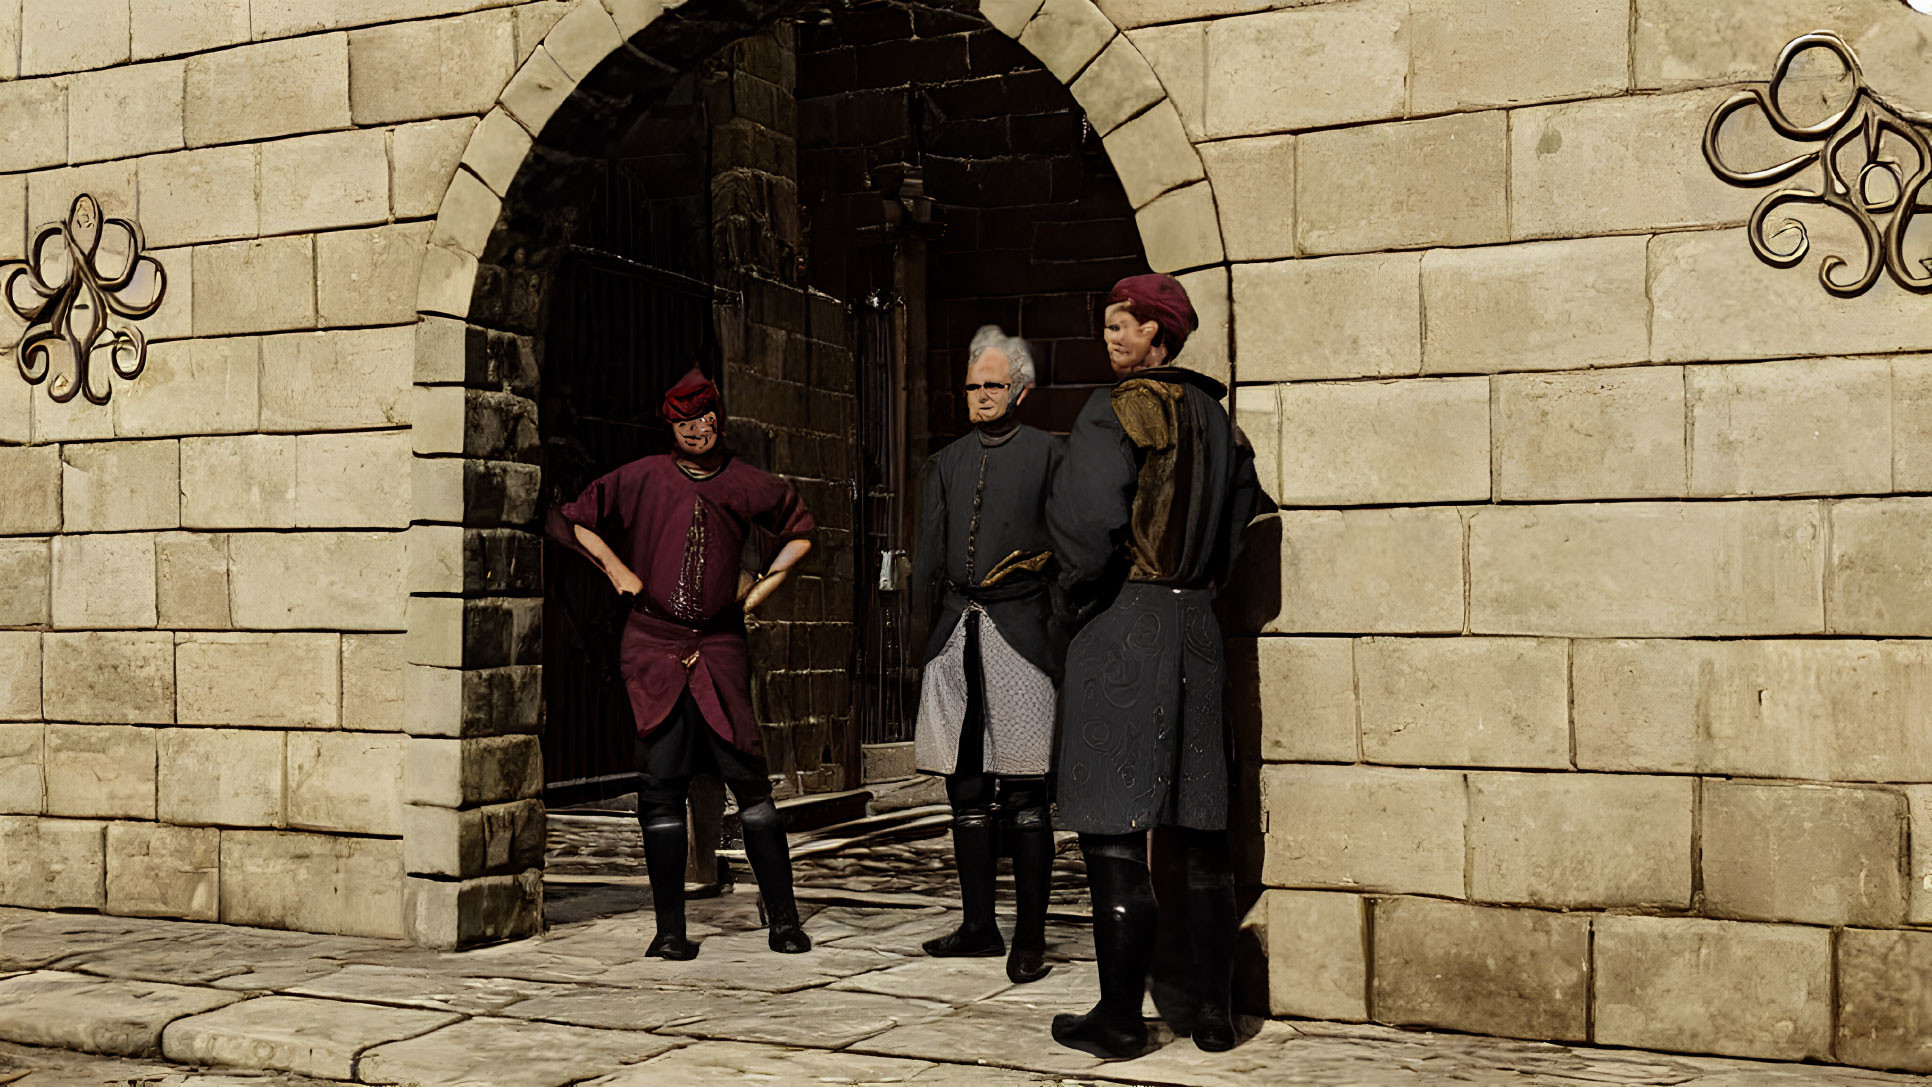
[[1048, 367, 1262, 834]]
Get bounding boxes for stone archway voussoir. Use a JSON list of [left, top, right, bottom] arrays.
[[1071, 35, 1166, 135], [1017, 0, 1118, 82], [1104, 98, 1205, 208], [1136, 180, 1224, 273], [546, 1, 629, 82]]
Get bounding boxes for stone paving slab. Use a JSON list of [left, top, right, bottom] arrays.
[[160, 996, 460, 1080], [285, 964, 581, 1015], [829, 956, 1018, 1005], [0, 1040, 335, 1087], [578, 1039, 939, 1085], [853, 1000, 1112, 1077], [0, 971, 243, 1057], [355, 1017, 678, 1087], [652, 986, 954, 1048]]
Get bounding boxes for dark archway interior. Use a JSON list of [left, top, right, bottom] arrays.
[[474, 0, 1150, 803]]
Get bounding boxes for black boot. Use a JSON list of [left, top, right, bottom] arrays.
[[741, 800, 811, 954], [924, 808, 1005, 957], [1186, 833, 1238, 1052], [1004, 781, 1053, 983], [640, 814, 699, 961], [1052, 838, 1153, 1059]]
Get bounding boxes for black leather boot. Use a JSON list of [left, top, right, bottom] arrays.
[[741, 800, 811, 953], [924, 808, 1006, 957], [1187, 833, 1238, 1052], [640, 814, 699, 961], [1004, 782, 1053, 983], [1052, 838, 1153, 1059]]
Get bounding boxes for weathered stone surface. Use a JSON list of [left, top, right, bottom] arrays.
[[132, 0, 250, 60], [139, 143, 263, 247], [1276, 379, 1489, 505], [1469, 502, 1824, 637], [1372, 896, 1588, 1042], [1907, 787, 1932, 925], [349, 11, 517, 125], [0, 542, 49, 629], [1260, 764, 1464, 897], [0, 970, 239, 1056], [593, 1041, 935, 1087], [0, 446, 61, 535], [69, 60, 187, 163], [1633, 0, 1932, 100], [0, 78, 64, 173], [411, 458, 543, 529], [404, 665, 541, 738], [1421, 236, 1650, 375], [185, 34, 350, 146], [1016, 0, 1115, 83], [1894, 356, 1932, 491], [61, 441, 178, 533], [1702, 780, 1907, 926], [1573, 639, 1932, 781], [42, 632, 174, 725], [407, 595, 541, 670], [0, 725, 42, 814], [155, 532, 230, 630], [194, 238, 317, 336], [162, 995, 456, 1079], [402, 798, 544, 877], [461, 109, 535, 198], [1235, 253, 1420, 382], [260, 129, 390, 235], [1827, 499, 1932, 636], [51, 533, 158, 630], [1596, 916, 1831, 1061], [341, 635, 407, 732], [1300, 112, 1508, 255], [295, 431, 412, 529], [404, 735, 542, 808], [26, 163, 137, 254], [1068, 37, 1163, 136], [1839, 927, 1932, 1074], [1411, 0, 1626, 113], [157, 728, 284, 828], [177, 633, 339, 728], [0, 816, 106, 908], [1227, 637, 1354, 763], [1357, 638, 1568, 769], [1232, 384, 1278, 498], [0, 633, 40, 724], [1264, 889, 1366, 1021], [229, 531, 408, 631], [44, 725, 156, 821], [417, 241, 480, 319], [404, 869, 542, 948], [1134, 181, 1222, 273], [114, 337, 260, 439], [392, 117, 480, 219], [105, 822, 219, 922], [359, 1017, 673, 1087], [1272, 508, 1464, 635], [1202, 0, 1406, 138], [1493, 369, 1687, 501], [219, 832, 405, 939], [260, 327, 414, 431], [1198, 133, 1293, 263], [1467, 772, 1691, 908], [287, 732, 404, 836], [1127, 21, 1203, 136], [978, 0, 1043, 36], [20, 0, 128, 75], [500, 46, 575, 136], [430, 169, 501, 259], [180, 435, 297, 530], [1688, 358, 1891, 497], [317, 222, 433, 327], [1102, 102, 1201, 209]]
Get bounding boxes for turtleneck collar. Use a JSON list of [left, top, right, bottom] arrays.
[[975, 411, 1020, 445]]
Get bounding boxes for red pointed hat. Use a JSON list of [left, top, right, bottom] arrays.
[[661, 368, 721, 423], [1106, 274, 1199, 356]]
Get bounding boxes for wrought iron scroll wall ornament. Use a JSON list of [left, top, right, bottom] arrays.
[[1703, 31, 1932, 297], [1, 194, 167, 404]]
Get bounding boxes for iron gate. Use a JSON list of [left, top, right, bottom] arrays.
[[850, 292, 918, 746]]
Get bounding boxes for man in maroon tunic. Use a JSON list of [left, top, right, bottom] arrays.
[[549, 369, 816, 959]]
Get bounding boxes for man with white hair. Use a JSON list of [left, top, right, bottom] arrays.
[[910, 324, 1064, 985]]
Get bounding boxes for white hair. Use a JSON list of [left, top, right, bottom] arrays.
[[966, 325, 1036, 391]]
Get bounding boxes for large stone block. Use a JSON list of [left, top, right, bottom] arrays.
[[0, 446, 61, 534], [1492, 368, 1687, 501], [287, 732, 404, 836], [1299, 112, 1508, 255], [1234, 253, 1420, 382], [1016, 0, 1116, 83], [1468, 501, 1824, 637], [106, 822, 219, 921], [499, 46, 576, 138], [1688, 357, 1891, 497], [1101, 102, 1202, 210], [428, 168, 501, 259], [404, 735, 543, 808], [0, 724, 43, 813], [1264, 889, 1366, 1021], [0, 816, 106, 909], [401, 797, 545, 877], [194, 237, 317, 336], [1574, 639, 1932, 781], [404, 665, 542, 738], [1176, 265, 1231, 387], [132, 0, 250, 60], [20, 0, 126, 75], [349, 11, 518, 125], [404, 869, 543, 948], [296, 431, 413, 529], [0, 3, 13, 81], [459, 108, 533, 200], [1467, 771, 1690, 908], [157, 727, 284, 828], [129, 142, 255, 264], [1272, 508, 1464, 635], [1259, 764, 1464, 897], [1357, 638, 1567, 769], [1230, 636, 1355, 763], [260, 129, 390, 235], [317, 222, 433, 328], [0, 539, 51, 628], [51, 533, 158, 630], [44, 724, 156, 820], [391, 118, 479, 220], [1420, 236, 1649, 375], [0, 633, 41, 723], [69, 60, 186, 164], [1068, 36, 1164, 136], [177, 633, 339, 728], [113, 337, 260, 439], [42, 632, 173, 725], [260, 327, 414, 431], [61, 440, 179, 532], [0, 78, 64, 173], [1839, 927, 1932, 1073], [26, 162, 136, 254], [1894, 356, 1932, 491], [229, 531, 408, 631], [1203, 0, 1406, 138], [1827, 499, 1932, 636], [1371, 897, 1588, 1041], [1126, 22, 1203, 136], [155, 532, 229, 630], [1198, 133, 1293, 263], [342, 635, 407, 732], [1411, 0, 1626, 113], [1133, 181, 1222, 273], [0, 175, 23, 265], [1703, 779, 1907, 926], [1595, 916, 1831, 1061], [160, 993, 456, 1079], [1276, 378, 1489, 505], [1633, 0, 1932, 101], [185, 34, 350, 146], [411, 458, 543, 529], [406, 596, 541, 669], [220, 830, 404, 938], [1231, 384, 1278, 498], [180, 435, 297, 529]]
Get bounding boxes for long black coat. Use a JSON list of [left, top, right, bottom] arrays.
[[1048, 368, 1261, 834]]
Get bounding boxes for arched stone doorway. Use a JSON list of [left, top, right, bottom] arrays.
[[405, 0, 1227, 945]]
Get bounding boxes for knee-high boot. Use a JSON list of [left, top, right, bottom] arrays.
[[923, 807, 1005, 956], [1186, 831, 1238, 1051], [1052, 836, 1154, 1059], [740, 799, 811, 953], [640, 813, 698, 960], [1003, 779, 1053, 983]]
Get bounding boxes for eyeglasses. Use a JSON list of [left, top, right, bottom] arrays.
[[963, 381, 1010, 392]]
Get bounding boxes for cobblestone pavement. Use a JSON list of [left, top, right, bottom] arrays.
[[0, 812, 1926, 1087]]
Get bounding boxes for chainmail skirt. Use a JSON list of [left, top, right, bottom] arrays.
[[914, 608, 1056, 776]]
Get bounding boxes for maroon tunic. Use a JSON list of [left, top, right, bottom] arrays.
[[548, 455, 814, 754]]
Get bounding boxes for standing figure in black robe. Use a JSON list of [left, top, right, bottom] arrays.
[[912, 326, 1065, 985], [1048, 275, 1263, 1058]]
